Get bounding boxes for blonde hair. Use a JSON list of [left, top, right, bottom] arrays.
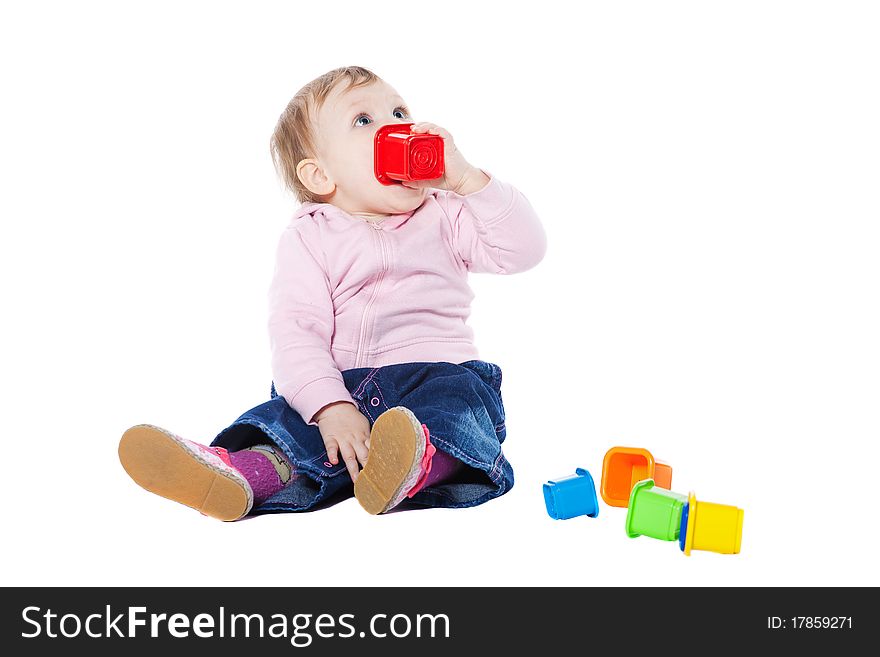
[[270, 65, 380, 204]]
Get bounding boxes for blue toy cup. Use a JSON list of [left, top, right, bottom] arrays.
[[679, 502, 690, 552], [543, 468, 599, 519]]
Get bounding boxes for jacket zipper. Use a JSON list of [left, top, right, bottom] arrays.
[[355, 223, 388, 368]]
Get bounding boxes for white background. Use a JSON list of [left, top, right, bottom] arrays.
[[2, 0, 878, 587]]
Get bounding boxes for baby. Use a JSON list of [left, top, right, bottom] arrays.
[[118, 65, 547, 520]]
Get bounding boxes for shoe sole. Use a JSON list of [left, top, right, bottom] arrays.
[[118, 424, 252, 521], [354, 407, 425, 515]]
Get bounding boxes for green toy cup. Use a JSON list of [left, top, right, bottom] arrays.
[[625, 479, 688, 541]]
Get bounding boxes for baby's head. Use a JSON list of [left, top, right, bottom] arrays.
[[270, 66, 427, 218]]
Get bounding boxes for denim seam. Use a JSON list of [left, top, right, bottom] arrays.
[[352, 369, 377, 398], [487, 451, 505, 483], [362, 400, 377, 423], [373, 382, 391, 411], [352, 368, 380, 399]]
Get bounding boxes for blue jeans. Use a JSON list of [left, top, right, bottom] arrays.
[[210, 360, 513, 514]]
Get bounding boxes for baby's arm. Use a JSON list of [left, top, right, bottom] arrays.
[[440, 169, 547, 274], [268, 225, 357, 426]]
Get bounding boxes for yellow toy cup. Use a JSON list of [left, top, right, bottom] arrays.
[[680, 491, 744, 556]]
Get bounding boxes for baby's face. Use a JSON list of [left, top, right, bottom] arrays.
[[303, 79, 427, 217]]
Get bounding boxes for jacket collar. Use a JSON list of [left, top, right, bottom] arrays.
[[292, 201, 416, 230]]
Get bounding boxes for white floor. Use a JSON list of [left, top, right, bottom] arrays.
[[6, 404, 870, 587]]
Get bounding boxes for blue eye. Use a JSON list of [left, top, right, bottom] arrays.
[[354, 107, 409, 127]]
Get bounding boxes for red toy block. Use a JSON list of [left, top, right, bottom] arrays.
[[374, 122, 445, 185]]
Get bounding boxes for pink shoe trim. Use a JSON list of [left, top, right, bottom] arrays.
[[406, 424, 437, 498], [191, 441, 234, 468], [211, 446, 233, 468]]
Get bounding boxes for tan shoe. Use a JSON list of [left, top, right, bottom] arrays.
[[354, 406, 432, 515], [118, 424, 253, 521]]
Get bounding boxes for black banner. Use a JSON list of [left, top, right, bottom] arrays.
[[0, 587, 866, 654]]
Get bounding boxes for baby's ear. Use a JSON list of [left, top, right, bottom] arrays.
[[296, 158, 335, 197]]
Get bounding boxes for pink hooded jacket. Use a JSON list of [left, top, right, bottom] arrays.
[[268, 169, 546, 426]]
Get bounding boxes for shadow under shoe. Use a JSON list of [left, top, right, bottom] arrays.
[[118, 424, 253, 521]]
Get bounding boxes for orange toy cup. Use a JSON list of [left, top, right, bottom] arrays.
[[653, 461, 673, 489], [600, 447, 674, 508]]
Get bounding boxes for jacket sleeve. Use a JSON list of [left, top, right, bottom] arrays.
[[440, 169, 547, 274], [267, 225, 357, 426]]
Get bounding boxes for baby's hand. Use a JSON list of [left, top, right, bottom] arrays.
[[405, 122, 489, 195], [313, 401, 371, 483]]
